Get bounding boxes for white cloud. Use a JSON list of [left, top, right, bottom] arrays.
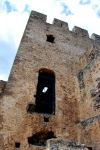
[[0, 74, 7, 81], [5, 0, 28, 12], [0, 1, 29, 80], [1, 0, 100, 36], [0, 0, 100, 81], [0, 11, 29, 47], [50, 0, 100, 35]]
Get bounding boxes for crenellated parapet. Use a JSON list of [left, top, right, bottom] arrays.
[[30, 10, 47, 22], [27, 10, 100, 44], [72, 26, 89, 38], [53, 18, 69, 30], [91, 33, 100, 43]]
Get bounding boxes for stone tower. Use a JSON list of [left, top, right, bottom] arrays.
[[0, 10, 100, 150]]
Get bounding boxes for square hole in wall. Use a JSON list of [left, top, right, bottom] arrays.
[[15, 142, 20, 148], [87, 147, 93, 150], [46, 35, 55, 43], [44, 117, 49, 122]]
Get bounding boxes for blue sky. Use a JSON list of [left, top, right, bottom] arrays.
[[0, 0, 100, 81]]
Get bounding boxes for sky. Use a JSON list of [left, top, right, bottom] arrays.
[[0, 0, 100, 81]]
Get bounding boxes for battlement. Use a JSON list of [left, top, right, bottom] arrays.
[[53, 18, 69, 30], [91, 33, 100, 43], [30, 10, 47, 22], [29, 10, 100, 43], [72, 26, 89, 37]]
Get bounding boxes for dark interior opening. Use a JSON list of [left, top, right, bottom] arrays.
[[27, 103, 35, 114], [35, 68, 55, 114], [44, 117, 49, 122], [46, 35, 55, 43], [15, 142, 20, 148], [28, 131, 56, 146], [87, 147, 93, 150]]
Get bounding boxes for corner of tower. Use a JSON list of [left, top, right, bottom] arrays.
[[29, 10, 47, 22]]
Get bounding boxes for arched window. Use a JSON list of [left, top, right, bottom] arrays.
[[35, 68, 55, 114]]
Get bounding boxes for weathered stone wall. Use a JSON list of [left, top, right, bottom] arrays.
[[46, 138, 89, 150], [77, 115, 100, 150], [0, 80, 6, 96], [0, 80, 6, 150], [78, 54, 100, 119], [0, 11, 100, 150], [76, 47, 100, 149]]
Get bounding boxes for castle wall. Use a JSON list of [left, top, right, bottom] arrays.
[[0, 100, 4, 150], [78, 54, 100, 120], [0, 11, 100, 150], [0, 80, 6, 150], [76, 49, 100, 149], [46, 138, 89, 150]]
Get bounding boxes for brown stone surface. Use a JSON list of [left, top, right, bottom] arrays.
[[0, 80, 6, 96], [0, 10, 100, 150], [46, 138, 89, 150], [76, 50, 100, 150], [0, 134, 4, 150]]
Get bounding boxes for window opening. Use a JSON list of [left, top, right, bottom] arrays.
[[44, 117, 49, 122], [35, 68, 55, 114], [15, 142, 20, 148], [46, 35, 55, 43], [28, 131, 56, 146], [27, 103, 35, 114], [87, 147, 93, 150]]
